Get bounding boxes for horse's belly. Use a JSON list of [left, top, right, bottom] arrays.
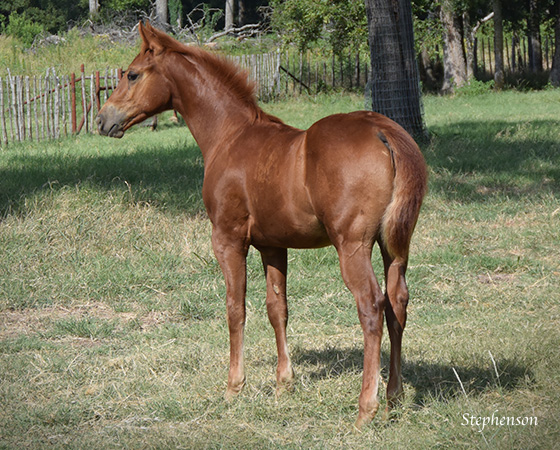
[[248, 212, 331, 249]]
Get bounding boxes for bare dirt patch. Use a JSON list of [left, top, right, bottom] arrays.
[[0, 302, 178, 339]]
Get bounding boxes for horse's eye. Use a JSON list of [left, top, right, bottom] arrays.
[[127, 72, 139, 82]]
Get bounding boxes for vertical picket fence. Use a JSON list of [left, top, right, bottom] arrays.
[[476, 35, 556, 76], [232, 51, 282, 102], [0, 65, 123, 147]]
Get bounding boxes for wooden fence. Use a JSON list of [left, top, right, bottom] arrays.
[[0, 65, 122, 146], [232, 52, 282, 101], [1, 50, 372, 146], [476, 34, 556, 76]]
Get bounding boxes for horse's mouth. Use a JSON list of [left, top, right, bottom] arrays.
[[107, 123, 125, 138]]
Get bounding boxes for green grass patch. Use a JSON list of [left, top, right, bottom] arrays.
[[1, 92, 559, 448], [0, 30, 142, 76]]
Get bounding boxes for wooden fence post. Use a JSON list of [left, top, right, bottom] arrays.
[[43, 71, 48, 139], [32, 77, 38, 141], [95, 71, 101, 110], [16, 76, 24, 140], [71, 72, 77, 133], [25, 76, 31, 140], [0, 77, 6, 146], [80, 64, 87, 134]]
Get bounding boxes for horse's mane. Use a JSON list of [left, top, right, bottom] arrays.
[[186, 46, 259, 111], [148, 25, 283, 125]]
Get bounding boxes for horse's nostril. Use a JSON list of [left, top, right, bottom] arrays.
[[96, 114, 109, 135]]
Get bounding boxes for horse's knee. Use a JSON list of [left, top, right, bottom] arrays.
[[357, 291, 385, 335]]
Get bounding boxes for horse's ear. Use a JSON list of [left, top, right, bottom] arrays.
[[138, 20, 165, 55], [139, 21, 149, 52]]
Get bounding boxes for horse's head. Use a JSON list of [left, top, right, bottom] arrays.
[[96, 22, 174, 138]]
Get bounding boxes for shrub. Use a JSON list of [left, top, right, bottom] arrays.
[[3, 12, 44, 48], [455, 79, 495, 97]]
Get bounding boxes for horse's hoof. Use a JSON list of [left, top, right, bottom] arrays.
[[354, 402, 379, 430], [275, 382, 294, 401], [225, 379, 245, 402], [275, 369, 295, 400]]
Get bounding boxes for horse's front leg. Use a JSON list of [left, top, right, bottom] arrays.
[[212, 231, 249, 400], [259, 247, 294, 398]]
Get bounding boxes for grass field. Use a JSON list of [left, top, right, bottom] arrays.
[[1, 91, 559, 449], [0, 31, 140, 77]]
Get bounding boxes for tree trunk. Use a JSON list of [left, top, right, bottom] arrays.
[[440, 0, 467, 93], [493, 0, 504, 89], [156, 0, 168, 26], [364, 0, 426, 138], [238, 0, 247, 26], [225, 0, 235, 30], [528, 0, 543, 73], [419, 47, 438, 91], [89, 0, 99, 17], [551, 0, 560, 86], [463, 12, 476, 81]]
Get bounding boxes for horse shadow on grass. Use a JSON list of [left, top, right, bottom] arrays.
[[290, 345, 532, 408], [0, 129, 206, 219]]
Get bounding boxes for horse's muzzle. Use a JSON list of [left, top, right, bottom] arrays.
[[96, 106, 126, 138]]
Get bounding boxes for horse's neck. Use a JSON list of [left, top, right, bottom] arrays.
[[168, 53, 257, 159]]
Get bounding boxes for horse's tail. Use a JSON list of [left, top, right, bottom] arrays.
[[378, 120, 428, 262]]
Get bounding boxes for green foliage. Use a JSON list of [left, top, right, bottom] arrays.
[[0, 28, 142, 77], [270, 0, 367, 54], [0, 0, 87, 35], [168, 0, 183, 27], [454, 79, 495, 96], [412, 1, 443, 58], [2, 12, 44, 47], [103, 0, 151, 13], [193, 3, 224, 41]]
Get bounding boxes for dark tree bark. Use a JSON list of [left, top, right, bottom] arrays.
[[550, 0, 560, 86], [364, 0, 426, 138], [463, 12, 476, 80], [493, 0, 504, 89], [440, 0, 467, 93], [238, 0, 247, 26], [527, 0, 543, 73]]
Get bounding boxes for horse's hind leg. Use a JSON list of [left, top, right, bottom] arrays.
[[336, 241, 385, 429], [259, 247, 294, 397], [380, 243, 409, 410]]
